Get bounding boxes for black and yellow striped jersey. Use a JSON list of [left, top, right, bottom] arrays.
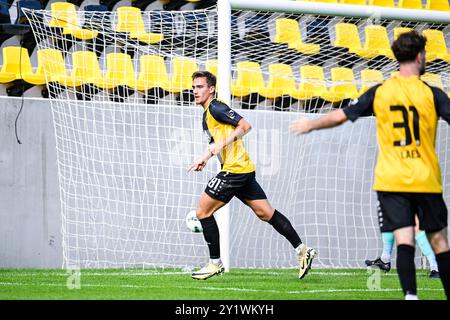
[[343, 74, 450, 193], [202, 98, 255, 174]]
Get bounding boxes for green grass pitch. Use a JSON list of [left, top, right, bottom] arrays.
[[0, 268, 445, 300]]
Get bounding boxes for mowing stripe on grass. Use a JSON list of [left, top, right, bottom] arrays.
[[0, 281, 441, 295]]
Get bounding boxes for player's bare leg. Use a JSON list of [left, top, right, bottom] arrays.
[[243, 198, 317, 279], [427, 228, 450, 299], [414, 215, 440, 278], [191, 192, 226, 280]]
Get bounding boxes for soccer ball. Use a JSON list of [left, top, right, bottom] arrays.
[[185, 210, 203, 233]]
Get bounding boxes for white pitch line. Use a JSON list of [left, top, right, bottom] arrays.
[[0, 281, 442, 295]]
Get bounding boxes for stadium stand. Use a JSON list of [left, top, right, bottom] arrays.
[[0, 0, 31, 47], [0, 0, 448, 112]]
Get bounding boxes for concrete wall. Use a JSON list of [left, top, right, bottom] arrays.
[[0, 97, 62, 268]]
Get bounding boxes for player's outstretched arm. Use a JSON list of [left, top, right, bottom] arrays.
[[289, 109, 348, 135], [209, 118, 252, 155]]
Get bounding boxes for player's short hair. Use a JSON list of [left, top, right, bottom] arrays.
[[391, 31, 427, 63], [192, 71, 217, 88]]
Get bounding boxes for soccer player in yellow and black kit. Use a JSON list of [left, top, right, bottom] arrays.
[[289, 31, 450, 300], [188, 71, 316, 280]]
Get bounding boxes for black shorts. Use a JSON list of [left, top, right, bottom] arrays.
[[376, 191, 448, 233], [204, 171, 267, 204]]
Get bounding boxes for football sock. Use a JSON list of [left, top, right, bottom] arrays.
[[397, 244, 417, 296], [436, 251, 450, 300], [268, 210, 302, 249], [416, 231, 438, 271], [381, 232, 394, 263], [210, 258, 222, 265], [295, 244, 305, 255], [199, 215, 220, 259]]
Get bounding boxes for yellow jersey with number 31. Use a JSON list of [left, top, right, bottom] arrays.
[[343, 74, 450, 193], [202, 99, 255, 174]]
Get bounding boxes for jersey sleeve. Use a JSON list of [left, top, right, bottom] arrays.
[[209, 100, 243, 126], [430, 86, 450, 124], [342, 84, 380, 122]]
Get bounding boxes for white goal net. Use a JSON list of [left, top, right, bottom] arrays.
[[24, 1, 450, 269]]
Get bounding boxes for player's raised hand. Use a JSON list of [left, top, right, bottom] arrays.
[[187, 160, 207, 172], [289, 117, 312, 135]]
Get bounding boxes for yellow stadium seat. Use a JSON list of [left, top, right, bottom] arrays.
[[165, 57, 198, 93], [422, 29, 450, 62], [49, 2, 97, 40], [426, 0, 450, 10], [51, 51, 102, 87], [359, 68, 384, 95], [115, 7, 163, 44], [205, 59, 218, 78], [134, 55, 170, 91], [363, 25, 395, 59], [94, 53, 136, 89], [339, 0, 367, 4], [333, 23, 378, 59], [273, 18, 320, 54], [309, 0, 339, 2], [368, 0, 395, 7], [204, 59, 219, 90], [0, 47, 33, 83], [258, 63, 297, 99], [421, 72, 444, 89], [291, 65, 328, 100], [326, 67, 359, 102], [22, 49, 67, 85], [394, 27, 413, 39], [397, 0, 423, 9], [231, 61, 265, 97]]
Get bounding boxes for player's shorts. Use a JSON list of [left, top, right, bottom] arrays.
[[376, 191, 448, 233], [204, 171, 267, 204]]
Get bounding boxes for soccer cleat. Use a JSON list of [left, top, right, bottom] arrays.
[[429, 270, 440, 279], [298, 246, 317, 279], [365, 257, 391, 272], [405, 293, 419, 300], [191, 262, 224, 280]]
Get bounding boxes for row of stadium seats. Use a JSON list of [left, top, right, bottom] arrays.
[[13, 2, 216, 58], [299, 0, 450, 11], [334, 23, 450, 62], [274, 18, 450, 64], [48, 3, 164, 43], [1, 46, 448, 102], [229, 60, 448, 102]]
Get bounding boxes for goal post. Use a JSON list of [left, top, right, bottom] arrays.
[[23, 1, 450, 270]]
